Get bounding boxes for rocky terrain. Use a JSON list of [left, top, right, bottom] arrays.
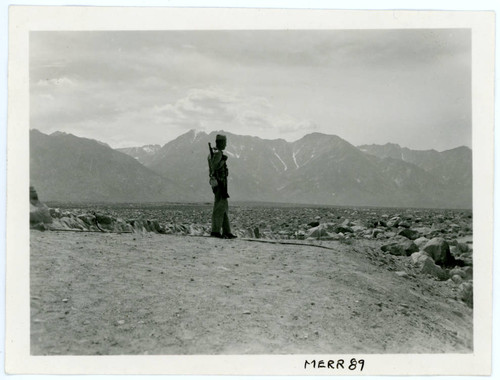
[[30, 188, 473, 355], [32, 193, 473, 307]]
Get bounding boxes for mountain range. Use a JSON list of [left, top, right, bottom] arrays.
[[30, 129, 182, 203], [30, 129, 472, 208]]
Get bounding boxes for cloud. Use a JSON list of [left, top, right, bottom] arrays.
[[29, 30, 471, 150], [150, 87, 314, 140]]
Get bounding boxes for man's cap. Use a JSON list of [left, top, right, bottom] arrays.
[[215, 134, 226, 141]]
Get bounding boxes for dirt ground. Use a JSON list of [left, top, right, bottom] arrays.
[[30, 230, 473, 355]]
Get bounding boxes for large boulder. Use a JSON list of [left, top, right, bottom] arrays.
[[412, 253, 448, 280], [456, 242, 470, 253], [449, 267, 470, 280], [307, 224, 337, 240], [334, 225, 353, 234], [458, 281, 473, 307], [422, 237, 454, 266], [414, 237, 430, 249], [351, 225, 367, 233], [450, 244, 472, 266], [398, 220, 412, 229], [413, 227, 432, 237], [51, 215, 89, 230], [410, 251, 425, 265], [381, 238, 418, 256], [29, 186, 53, 226], [387, 217, 401, 228], [400, 239, 419, 255], [381, 242, 406, 256], [308, 225, 327, 238], [136, 219, 165, 233], [30, 202, 52, 224], [398, 229, 420, 240], [371, 228, 385, 238], [94, 213, 114, 225]]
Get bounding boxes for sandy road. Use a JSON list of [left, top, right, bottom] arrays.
[[30, 230, 472, 355]]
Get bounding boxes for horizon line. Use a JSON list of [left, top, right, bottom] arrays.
[[29, 127, 472, 153]]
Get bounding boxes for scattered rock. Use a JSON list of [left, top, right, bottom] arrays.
[[414, 237, 430, 249], [418, 256, 448, 280], [387, 217, 400, 228], [423, 237, 454, 266], [341, 219, 351, 227], [411, 251, 425, 265], [458, 281, 473, 307], [335, 225, 353, 234], [451, 274, 463, 284], [95, 213, 114, 225], [398, 238, 419, 255], [398, 229, 420, 240], [398, 220, 412, 228], [307, 225, 330, 238], [463, 266, 473, 280], [30, 186, 53, 226], [351, 225, 367, 233], [449, 267, 467, 279], [381, 238, 418, 256], [378, 219, 387, 227], [49, 208, 62, 218], [381, 242, 406, 256], [295, 230, 306, 240]]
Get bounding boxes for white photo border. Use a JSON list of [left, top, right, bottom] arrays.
[[5, 5, 495, 376]]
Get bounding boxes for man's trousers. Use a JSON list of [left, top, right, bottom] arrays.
[[211, 191, 231, 235]]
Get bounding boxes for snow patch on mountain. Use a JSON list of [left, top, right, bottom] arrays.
[[272, 149, 287, 171], [292, 149, 300, 168], [188, 129, 205, 143], [143, 145, 160, 154]]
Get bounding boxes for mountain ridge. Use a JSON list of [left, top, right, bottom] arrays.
[[30, 129, 184, 203], [127, 129, 471, 208], [30, 129, 472, 208]]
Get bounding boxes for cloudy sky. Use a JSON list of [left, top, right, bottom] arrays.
[[30, 29, 471, 150]]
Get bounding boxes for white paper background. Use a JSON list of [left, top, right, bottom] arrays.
[[1, 1, 498, 379]]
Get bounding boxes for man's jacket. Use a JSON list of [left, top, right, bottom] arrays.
[[208, 150, 229, 198]]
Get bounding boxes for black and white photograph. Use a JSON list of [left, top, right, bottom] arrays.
[[5, 5, 495, 376]]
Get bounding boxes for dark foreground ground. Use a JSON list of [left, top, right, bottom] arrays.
[[31, 228, 473, 355]]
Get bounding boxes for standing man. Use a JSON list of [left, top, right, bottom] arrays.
[[208, 134, 237, 239]]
